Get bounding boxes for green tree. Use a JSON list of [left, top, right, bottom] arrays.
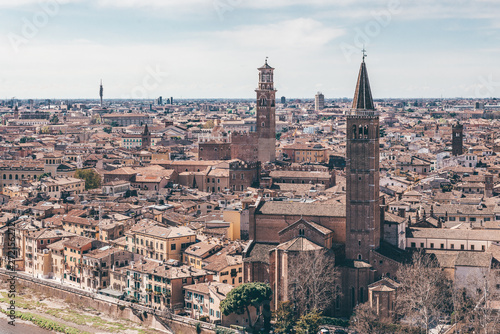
[[294, 309, 322, 334], [276, 132, 282, 140], [38, 173, 51, 181], [274, 302, 295, 334], [103, 127, 112, 134], [50, 114, 59, 124], [220, 282, 272, 333], [203, 120, 215, 129], [74, 169, 101, 190]]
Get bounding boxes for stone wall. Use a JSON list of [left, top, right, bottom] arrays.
[[0, 271, 234, 334]]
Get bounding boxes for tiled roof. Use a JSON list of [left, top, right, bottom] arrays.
[[258, 201, 345, 217]]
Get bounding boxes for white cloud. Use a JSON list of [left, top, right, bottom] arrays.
[[211, 18, 344, 49]]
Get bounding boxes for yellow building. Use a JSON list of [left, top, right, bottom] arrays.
[[183, 241, 223, 269], [222, 210, 241, 241], [40, 176, 85, 199], [126, 221, 196, 262], [62, 216, 99, 239], [282, 143, 329, 163], [203, 250, 243, 287]]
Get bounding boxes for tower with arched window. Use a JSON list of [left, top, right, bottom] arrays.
[[255, 58, 277, 163], [341, 54, 382, 314]]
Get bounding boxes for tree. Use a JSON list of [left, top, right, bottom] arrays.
[[288, 249, 341, 316], [50, 114, 59, 124], [203, 120, 215, 129], [74, 169, 101, 190], [294, 309, 322, 334], [220, 282, 272, 333], [396, 251, 452, 334], [38, 173, 51, 181], [103, 127, 112, 134], [453, 269, 500, 334], [350, 302, 382, 334], [273, 301, 295, 334], [20, 137, 35, 143]]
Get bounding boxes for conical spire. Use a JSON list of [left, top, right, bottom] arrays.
[[352, 57, 374, 111]]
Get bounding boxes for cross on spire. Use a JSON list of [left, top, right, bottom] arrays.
[[362, 47, 367, 62], [265, 56, 268, 64]]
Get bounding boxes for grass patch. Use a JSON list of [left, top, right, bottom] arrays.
[[0, 308, 91, 334], [0, 291, 42, 310]]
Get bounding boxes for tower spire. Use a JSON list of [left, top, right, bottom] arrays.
[[352, 52, 374, 111]]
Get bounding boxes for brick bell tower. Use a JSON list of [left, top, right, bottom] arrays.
[[452, 121, 463, 156], [256, 58, 277, 163], [345, 53, 380, 262], [340, 52, 381, 315]]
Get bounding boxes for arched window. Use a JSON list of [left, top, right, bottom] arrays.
[[364, 126, 368, 138], [2, 175, 5, 180], [358, 254, 362, 260], [9, 175, 12, 180], [261, 122, 265, 127], [352, 125, 357, 139]]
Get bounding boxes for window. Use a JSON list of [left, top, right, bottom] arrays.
[[471, 245, 475, 250], [449, 217, 456, 221], [430, 243, 434, 248], [459, 217, 466, 222], [411, 242, 416, 248], [420, 243, 424, 248], [451, 244, 454, 249], [482, 245, 485, 251], [171, 244, 176, 251], [461, 244, 465, 250]]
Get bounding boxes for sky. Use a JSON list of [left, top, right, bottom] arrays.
[[0, 0, 500, 100]]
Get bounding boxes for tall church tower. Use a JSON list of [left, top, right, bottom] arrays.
[[452, 122, 463, 156], [142, 124, 151, 150], [256, 58, 277, 163], [99, 80, 104, 108], [345, 54, 380, 261]]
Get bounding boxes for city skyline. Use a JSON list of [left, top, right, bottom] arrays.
[[1, 0, 500, 99]]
